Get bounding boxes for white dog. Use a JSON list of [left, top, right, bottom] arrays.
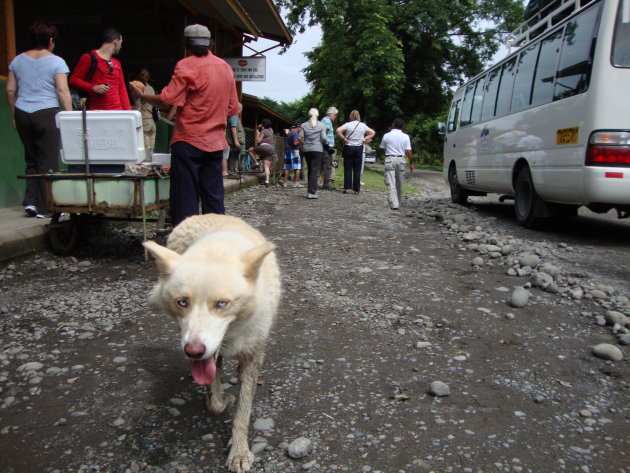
[[144, 214, 281, 473]]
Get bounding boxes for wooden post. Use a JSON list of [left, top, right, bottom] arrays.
[[1, 0, 16, 77]]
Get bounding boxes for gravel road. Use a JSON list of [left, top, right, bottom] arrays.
[[1, 168, 629, 473]]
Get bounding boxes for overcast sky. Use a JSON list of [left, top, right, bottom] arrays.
[[242, 26, 322, 103]]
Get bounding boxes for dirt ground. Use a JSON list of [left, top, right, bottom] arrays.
[[1, 168, 629, 473]]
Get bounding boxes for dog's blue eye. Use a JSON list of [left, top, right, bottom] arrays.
[[176, 298, 188, 308], [216, 300, 228, 309]]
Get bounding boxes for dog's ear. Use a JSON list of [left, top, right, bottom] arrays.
[[144, 241, 180, 277], [241, 242, 274, 282]]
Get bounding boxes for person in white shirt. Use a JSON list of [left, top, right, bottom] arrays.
[[380, 118, 414, 210], [336, 110, 375, 194]]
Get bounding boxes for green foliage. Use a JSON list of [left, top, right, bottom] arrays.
[[276, 0, 523, 135], [405, 112, 449, 169], [271, 0, 523, 172], [303, 0, 405, 125], [259, 94, 318, 123]]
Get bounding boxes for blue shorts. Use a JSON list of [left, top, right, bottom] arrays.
[[283, 151, 301, 170]]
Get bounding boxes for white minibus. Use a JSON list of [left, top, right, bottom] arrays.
[[440, 0, 630, 227]]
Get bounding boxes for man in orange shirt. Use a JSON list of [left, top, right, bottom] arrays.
[[69, 27, 131, 110], [130, 24, 238, 226]]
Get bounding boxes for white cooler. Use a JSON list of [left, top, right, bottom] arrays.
[[56, 110, 146, 166]]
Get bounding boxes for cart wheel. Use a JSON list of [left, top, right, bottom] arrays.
[[80, 215, 105, 243], [49, 215, 78, 255]]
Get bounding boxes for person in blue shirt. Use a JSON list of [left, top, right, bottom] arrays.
[[6, 20, 72, 218], [320, 107, 338, 190], [282, 124, 303, 187], [226, 102, 245, 178]]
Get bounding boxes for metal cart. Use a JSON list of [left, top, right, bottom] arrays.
[[19, 172, 170, 256]]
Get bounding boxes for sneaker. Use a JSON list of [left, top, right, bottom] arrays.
[[293, 182, 303, 188], [390, 207, 399, 211], [36, 213, 52, 219], [281, 182, 288, 188], [264, 182, 270, 188], [25, 205, 37, 217], [323, 184, 336, 191], [307, 193, 319, 199]]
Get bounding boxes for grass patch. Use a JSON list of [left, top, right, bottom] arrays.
[[334, 164, 418, 194]]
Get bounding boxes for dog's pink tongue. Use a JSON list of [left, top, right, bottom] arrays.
[[191, 355, 216, 385]]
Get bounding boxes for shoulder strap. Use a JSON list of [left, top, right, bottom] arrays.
[[85, 51, 98, 82], [347, 121, 362, 140]]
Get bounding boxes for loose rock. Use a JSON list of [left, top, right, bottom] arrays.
[[591, 343, 623, 361], [428, 381, 450, 397], [510, 287, 530, 308], [287, 437, 313, 459]]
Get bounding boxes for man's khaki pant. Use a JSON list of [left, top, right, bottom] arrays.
[[384, 156, 406, 209]]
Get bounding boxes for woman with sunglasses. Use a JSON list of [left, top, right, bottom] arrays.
[[69, 27, 131, 110]]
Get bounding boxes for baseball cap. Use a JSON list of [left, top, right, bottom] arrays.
[[184, 24, 211, 46]]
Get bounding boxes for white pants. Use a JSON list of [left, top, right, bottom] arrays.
[[384, 156, 405, 209]]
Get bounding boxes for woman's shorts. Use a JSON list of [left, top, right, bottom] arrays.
[[283, 151, 301, 170], [253, 144, 275, 161]]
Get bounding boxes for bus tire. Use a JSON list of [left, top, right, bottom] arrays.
[[448, 163, 470, 205], [514, 167, 544, 228]]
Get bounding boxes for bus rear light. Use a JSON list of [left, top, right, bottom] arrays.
[[586, 145, 630, 165], [590, 131, 630, 145]]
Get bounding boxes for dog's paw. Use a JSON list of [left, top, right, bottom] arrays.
[[206, 392, 235, 414], [226, 448, 254, 473]]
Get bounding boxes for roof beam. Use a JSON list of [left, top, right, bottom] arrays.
[[222, 0, 262, 38]]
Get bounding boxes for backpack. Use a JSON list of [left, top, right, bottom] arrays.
[[71, 51, 98, 110]]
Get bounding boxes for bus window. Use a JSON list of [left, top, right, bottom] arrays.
[[447, 99, 461, 132], [511, 42, 540, 112], [470, 76, 485, 124], [459, 82, 477, 127], [531, 29, 563, 106], [495, 57, 517, 117], [553, 4, 600, 100], [612, 0, 630, 66], [480, 67, 500, 121]]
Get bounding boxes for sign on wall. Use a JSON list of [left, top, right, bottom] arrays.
[[224, 57, 266, 81]]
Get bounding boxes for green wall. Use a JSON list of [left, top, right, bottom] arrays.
[[0, 79, 27, 209], [155, 119, 170, 153]]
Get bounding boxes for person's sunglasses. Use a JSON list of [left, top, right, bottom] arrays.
[[107, 60, 113, 73]]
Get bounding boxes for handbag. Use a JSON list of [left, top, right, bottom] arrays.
[[70, 51, 97, 110]]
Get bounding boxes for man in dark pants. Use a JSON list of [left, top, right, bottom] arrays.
[[130, 24, 238, 226], [169, 141, 225, 220]]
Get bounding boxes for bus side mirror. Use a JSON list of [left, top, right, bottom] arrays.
[[437, 122, 446, 135]]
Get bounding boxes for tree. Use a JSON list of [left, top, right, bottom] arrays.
[[260, 94, 318, 124], [277, 0, 524, 135]]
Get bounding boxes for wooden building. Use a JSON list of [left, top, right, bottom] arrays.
[[0, 0, 293, 208]]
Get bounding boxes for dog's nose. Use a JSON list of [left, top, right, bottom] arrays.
[[184, 342, 206, 359]]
